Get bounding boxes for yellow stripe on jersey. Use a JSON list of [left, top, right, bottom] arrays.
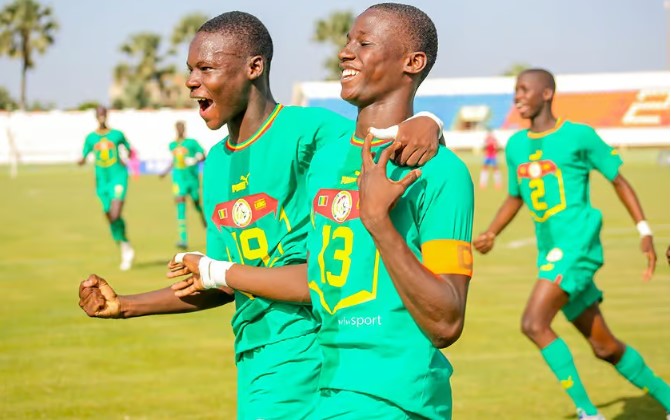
[[421, 239, 473, 276], [527, 118, 564, 139]]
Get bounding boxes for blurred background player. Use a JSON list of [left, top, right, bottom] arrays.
[[479, 127, 501, 189], [78, 105, 135, 271], [160, 120, 206, 250], [474, 68, 668, 420]]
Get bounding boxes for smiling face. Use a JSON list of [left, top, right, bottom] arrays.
[[338, 8, 411, 107], [185, 31, 253, 130], [514, 71, 553, 120]]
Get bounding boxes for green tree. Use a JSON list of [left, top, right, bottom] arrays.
[[170, 12, 208, 54], [312, 10, 353, 80], [0, 0, 58, 110], [502, 62, 530, 77], [0, 86, 18, 110], [114, 32, 175, 108]]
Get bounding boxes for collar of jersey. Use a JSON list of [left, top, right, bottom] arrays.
[[225, 104, 283, 151], [527, 118, 564, 139], [350, 133, 394, 147]]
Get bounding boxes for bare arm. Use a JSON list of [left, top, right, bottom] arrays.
[[357, 137, 470, 349], [78, 274, 232, 319], [367, 218, 470, 348], [159, 162, 173, 178], [119, 286, 233, 318], [473, 195, 524, 254], [612, 173, 657, 280], [168, 255, 310, 303]]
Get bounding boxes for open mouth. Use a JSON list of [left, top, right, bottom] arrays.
[[194, 97, 213, 112], [341, 68, 360, 81]]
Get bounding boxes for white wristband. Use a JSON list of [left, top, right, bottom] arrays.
[[174, 251, 203, 263], [367, 111, 445, 140], [412, 111, 444, 139], [636, 220, 653, 237], [198, 257, 235, 289]]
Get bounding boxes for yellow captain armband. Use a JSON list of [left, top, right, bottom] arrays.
[[421, 239, 473, 277]]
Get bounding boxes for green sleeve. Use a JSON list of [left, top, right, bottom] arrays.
[[583, 126, 622, 181], [297, 108, 353, 173], [118, 130, 131, 151], [202, 156, 227, 260], [82, 134, 93, 158], [418, 154, 474, 243]]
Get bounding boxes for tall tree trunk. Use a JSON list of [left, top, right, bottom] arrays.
[[20, 59, 27, 111]]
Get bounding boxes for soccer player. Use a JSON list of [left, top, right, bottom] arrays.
[[170, 4, 473, 419], [473, 68, 669, 420], [479, 127, 501, 189], [159, 121, 207, 249], [78, 105, 135, 271], [78, 11, 443, 420]]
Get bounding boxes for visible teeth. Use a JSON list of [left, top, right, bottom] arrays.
[[342, 69, 359, 78]]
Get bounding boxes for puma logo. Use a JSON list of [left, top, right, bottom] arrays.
[[529, 150, 543, 161], [232, 173, 250, 193], [340, 170, 360, 185]]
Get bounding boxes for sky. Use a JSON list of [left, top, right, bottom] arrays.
[[0, 0, 668, 109]]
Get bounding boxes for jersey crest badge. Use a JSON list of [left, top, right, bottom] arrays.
[[212, 192, 278, 229], [314, 189, 360, 223]]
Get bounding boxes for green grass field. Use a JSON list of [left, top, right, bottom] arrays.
[[0, 149, 668, 419]]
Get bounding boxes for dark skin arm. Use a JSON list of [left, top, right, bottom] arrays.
[[377, 116, 441, 166], [357, 135, 470, 349], [78, 274, 233, 319], [612, 173, 656, 280], [473, 195, 524, 254], [167, 258, 310, 303]]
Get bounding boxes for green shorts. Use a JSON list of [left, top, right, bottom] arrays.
[[537, 247, 603, 321], [172, 180, 199, 201], [312, 389, 426, 420], [96, 174, 128, 212], [236, 333, 321, 420]]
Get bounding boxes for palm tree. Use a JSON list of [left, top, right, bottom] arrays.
[[170, 12, 208, 54], [0, 0, 58, 110], [114, 32, 175, 108], [502, 63, 530, 77], [312, 10, 353, 80]]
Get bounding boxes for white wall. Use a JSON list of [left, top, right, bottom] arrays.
[[0, 109, 228, 165]]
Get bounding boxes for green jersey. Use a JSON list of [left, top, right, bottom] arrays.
[[306, 134, 474, 419], [169, 138, 204, 183], [82, 129, 130, 179], [203, 104, 352, 356], [506, 119, 622, 266]]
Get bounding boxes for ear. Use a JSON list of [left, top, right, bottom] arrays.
[[248, 55, 265, 81], [542, 87, 554, 102], [403, 51, 427, 77]]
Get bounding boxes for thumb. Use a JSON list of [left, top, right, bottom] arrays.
[[97, 278, 118, 301], [368, 125, 399, 140]]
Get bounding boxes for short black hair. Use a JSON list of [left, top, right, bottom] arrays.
[[198, 11, 274, 65], [519, 68, 556, 93], [367, 3, 438, 83]]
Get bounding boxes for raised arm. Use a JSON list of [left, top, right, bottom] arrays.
[[612, 173, 656, 280], [357, 135, 473, 349]]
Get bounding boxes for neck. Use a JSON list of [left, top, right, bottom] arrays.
[[529, 106, 556, 133], [97, 123, 108, 131], [227, 83, 277, 145], [354, 91, 414, 139]]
